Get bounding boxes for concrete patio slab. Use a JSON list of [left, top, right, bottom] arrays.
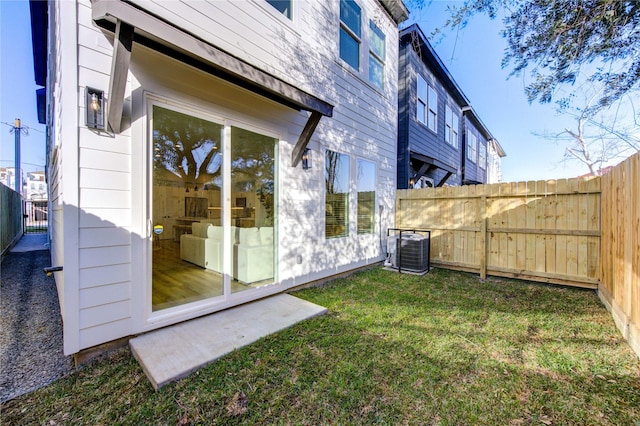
[[129, 294, 327, 390]]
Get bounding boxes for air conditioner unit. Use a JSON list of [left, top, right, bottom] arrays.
[[387, 232, 430, 273]]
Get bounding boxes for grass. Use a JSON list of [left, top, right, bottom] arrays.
[[2, 268, 639, 425]]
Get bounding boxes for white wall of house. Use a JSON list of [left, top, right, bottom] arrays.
[[487, 141, 505, 184], [47, 0, 404, 355]]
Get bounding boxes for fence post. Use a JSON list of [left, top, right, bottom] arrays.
[[479, 191, 487, 280]]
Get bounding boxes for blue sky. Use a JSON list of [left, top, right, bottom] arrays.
[[0, 0, 47, 175], [0, 0, 598, 181]]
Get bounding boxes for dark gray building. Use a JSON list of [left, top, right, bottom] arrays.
[[397, 24, 502, 189]]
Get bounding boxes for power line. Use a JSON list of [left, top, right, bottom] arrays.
[[1, 121, 44, 134], [0, 159, 44, 168]]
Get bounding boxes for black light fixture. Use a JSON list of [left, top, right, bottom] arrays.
[[185, 184, 190, 193], [85, 87, 105, 130], [409, 177, 415, 187], [302, 148, 311, 170]]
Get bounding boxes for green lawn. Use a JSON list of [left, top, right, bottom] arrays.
[[3, 268, 639, 425]]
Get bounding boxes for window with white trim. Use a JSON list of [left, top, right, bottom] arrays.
[[478, 142, 486, 169], [368, 20, 385, 89], [339, 0, 361, 70], [467, 132, 477, 163], [357, 159, 376, 234], [445, 105, 459, 149], [266, 0, 292, 19], [417, 75, 437, 132], [326, 150, 350, 238]]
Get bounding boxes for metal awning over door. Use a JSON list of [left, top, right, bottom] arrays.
[[91, 0, 333, 167]]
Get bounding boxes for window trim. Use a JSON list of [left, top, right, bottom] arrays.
[[356, 158, 376, 235], [416, 74, 437, 133], [427, 86, 438, 132], [445, 105, 459, 149], [368, 20, 385, 90], [325, 149, 351, 239], [467, 132, 478, 163], [265, 0, 293, 20], [339, 0, 362, 71], [478, 141, 487, 169]]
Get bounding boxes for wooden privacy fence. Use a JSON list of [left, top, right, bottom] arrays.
[[599, 152, 639, 357], [1, 183, 23, 255], [396, 177, 601, 289], [396, 151, 640, 358]]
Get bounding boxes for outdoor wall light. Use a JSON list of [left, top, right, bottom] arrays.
[[409, 177, 415, 187], [302, 148, 311, 170], [85, 87, 105, 130]]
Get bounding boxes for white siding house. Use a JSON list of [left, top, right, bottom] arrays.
[[32, 0, 408, 357], [487, 139, 506, 184]]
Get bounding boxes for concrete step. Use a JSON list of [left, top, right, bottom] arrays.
[[129, 294, 327, 389]]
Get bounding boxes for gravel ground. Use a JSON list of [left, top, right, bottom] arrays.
[[0, 249, 73, 403]]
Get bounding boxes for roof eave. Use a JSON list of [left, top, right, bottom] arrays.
[[379, 0, 410, 24]]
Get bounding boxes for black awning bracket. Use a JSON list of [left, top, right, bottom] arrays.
[[291, 111, 322, 168]]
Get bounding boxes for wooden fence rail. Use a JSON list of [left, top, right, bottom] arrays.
[[396, 177, 601, 289]]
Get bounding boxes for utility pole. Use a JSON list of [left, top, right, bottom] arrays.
[[10, 118, 28, 195]]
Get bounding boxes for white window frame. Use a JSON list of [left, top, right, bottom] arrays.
[[368, 20, 385, 90], [356, 158, 376, 235], [445, 105, 459, 149], [339, 0, 362, 71], [467, 132, 477, 163], [137, 93, 283, 330], [428, 86, 438, 132], [417, 74, 437, 133], [478, 142, 486, 169], [325, 150, 351, 239], [265, 0, 292, 20]]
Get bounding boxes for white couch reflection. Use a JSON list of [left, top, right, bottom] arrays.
[[180, 222, 273, 284], [234, 227, 274, 284]]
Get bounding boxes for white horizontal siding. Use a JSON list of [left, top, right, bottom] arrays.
[[79, 246, 131, 269], [74, 0, 134, 352], [79, 208, 131, 228], [80, 282, 131, 309], [79, 169, 130, 191], [79, 227, 131, 248], [79, 149, 131, 173], [79, 263, 131, 289], [79, 300, 131, 329], [79, 318, 131, 349], [143, 0, 313, 88], [78, 129, 131, 156], [80, 188, 131, 209]]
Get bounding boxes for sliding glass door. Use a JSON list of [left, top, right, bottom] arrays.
[[150, 102, 277, 312], [230, 126, 276, 293]]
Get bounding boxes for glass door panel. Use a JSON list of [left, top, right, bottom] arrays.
[[151, 105, 224, 311], [229, 126, 277, 293]]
